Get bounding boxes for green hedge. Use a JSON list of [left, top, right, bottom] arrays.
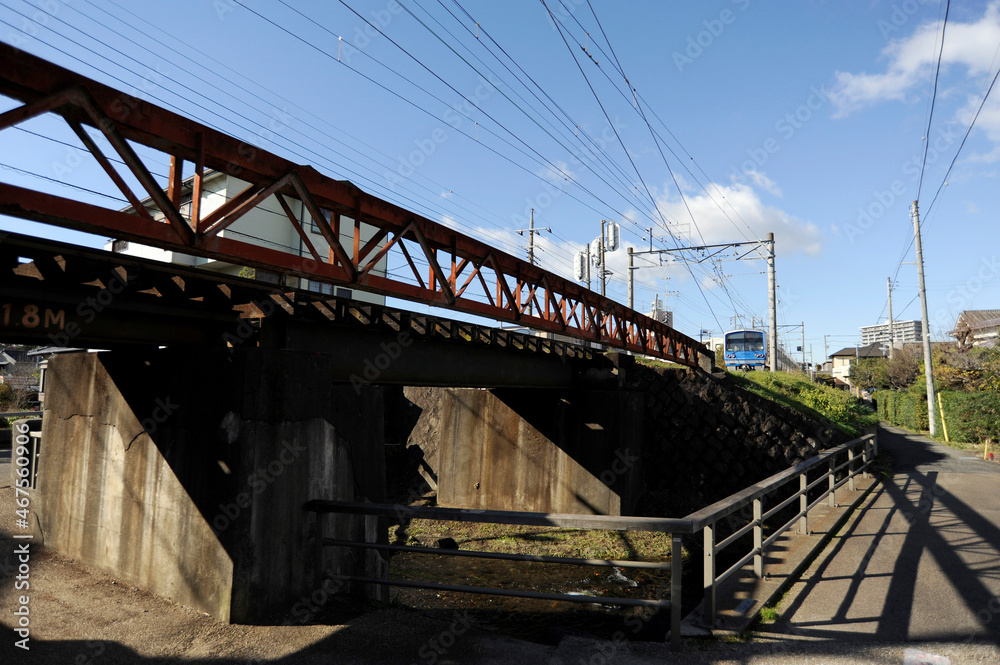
[[878, 389, 1000, 443], [938, 391, 1000, 444], [876, 390, 928, 432]]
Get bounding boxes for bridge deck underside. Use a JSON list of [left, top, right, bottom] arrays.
[[0, 231, 611, 388]]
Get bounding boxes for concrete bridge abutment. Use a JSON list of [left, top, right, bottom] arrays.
[[34, 348, 388, 624]]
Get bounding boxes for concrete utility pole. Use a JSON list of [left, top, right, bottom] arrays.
[[886, 276, 895, 360], [911, 201, 937, 436], [767, 232, 777, 372], [801, 321, 806, 372], [627, 246, 634, 310], [515, 209, 551, 267], [515, 209, 550, 317], [584, 242, 592, 291], [599, 219, 607, 297]]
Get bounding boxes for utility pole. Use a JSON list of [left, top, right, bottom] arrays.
[[801, 321, 806, 373], [515, 209, 551, 267], [599, 219, 607, 297], [515, 209, 550, 317], [886, 276, 895, 360], [824, 335, 829, 363], [767, 232, 777, 372], [585, 242, 592, 291], [627, 246, 634, 310], [911, 200, 937, 436]]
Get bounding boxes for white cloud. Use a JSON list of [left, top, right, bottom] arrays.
[[643, 181, 823, 256], [830, 2, 1000, 117], [744, 169, 783, 197], [536, 160, 576, 185]]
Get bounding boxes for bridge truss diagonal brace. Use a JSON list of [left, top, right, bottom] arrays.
[[0, 43, 710, 369]]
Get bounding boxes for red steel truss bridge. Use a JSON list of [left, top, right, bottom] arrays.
[[0, 44, 709, 370]]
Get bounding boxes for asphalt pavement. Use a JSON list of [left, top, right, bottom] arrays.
[[753, 424, 1000, 660]]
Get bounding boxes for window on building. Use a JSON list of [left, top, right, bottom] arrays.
[[307, 280, 334, 295], [310, 209, 332, 235]]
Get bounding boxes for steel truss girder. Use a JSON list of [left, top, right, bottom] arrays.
[[0, 44, 706, 368]]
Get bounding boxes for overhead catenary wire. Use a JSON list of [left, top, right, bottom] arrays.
[[0, 1, 774, 333]]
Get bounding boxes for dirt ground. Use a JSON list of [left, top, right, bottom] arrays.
[[0, 483, 570, 664]]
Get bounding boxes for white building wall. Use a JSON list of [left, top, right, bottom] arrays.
[[108, 173, 387, 305], [860, 319, 922, 346]]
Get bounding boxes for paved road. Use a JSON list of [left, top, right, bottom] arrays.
[[751, 424, 1000, 661]]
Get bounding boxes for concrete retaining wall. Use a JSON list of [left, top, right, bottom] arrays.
[[36, 349, 386, 623]]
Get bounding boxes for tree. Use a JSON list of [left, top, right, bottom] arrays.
[[883, 345, 920, 389], [849, 358, 885, 392], [0, 359, 39, 412], [933, 344, 1000, 393]]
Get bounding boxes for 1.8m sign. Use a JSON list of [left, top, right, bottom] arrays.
[[1, 303, 66, 330]]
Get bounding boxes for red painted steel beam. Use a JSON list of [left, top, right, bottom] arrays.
[[0, 44, 709, 368]]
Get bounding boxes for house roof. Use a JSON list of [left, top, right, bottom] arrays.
[[830, 343, 887, 359], [26, 346, 82, 357], [953, 309, 1000, 331]]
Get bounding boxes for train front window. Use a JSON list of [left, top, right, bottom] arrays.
[[727, 332, 764, 353], [726, 333, 746, 352]]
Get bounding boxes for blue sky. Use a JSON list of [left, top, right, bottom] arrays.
[[1, 0, 998, 360]]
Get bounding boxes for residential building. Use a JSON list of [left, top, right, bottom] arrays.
[[829, 343, 887, 388], [950, 309, 1000, 349], [108, 170, 387, 304], [860, 319, 922, 348]]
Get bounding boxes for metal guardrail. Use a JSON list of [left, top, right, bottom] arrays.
[[689, 433, 877, 628], [305, 432, 877, 647]]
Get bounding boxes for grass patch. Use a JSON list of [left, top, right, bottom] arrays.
[[728, 370, 879, 437], [394, 519, 673, 561], [758, 605, 779, 623]]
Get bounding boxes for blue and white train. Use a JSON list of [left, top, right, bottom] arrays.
[[723, 329, 768, 371]]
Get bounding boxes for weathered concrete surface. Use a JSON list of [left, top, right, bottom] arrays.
[[37, 351, 235, 620], [406, 386, 643, 515], [35, 349, 386, 624]]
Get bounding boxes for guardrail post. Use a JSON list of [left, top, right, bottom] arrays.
[[828, 456, 836, 507], [798, 472, 808, 534], [848, 445, 856, 491], [753, 497, 763, 578], [703, 523, 716, 628], [862, 436, 870, 479], [671, 533, 683, 649]]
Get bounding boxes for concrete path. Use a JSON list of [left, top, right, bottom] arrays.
[[753, 424, 1000, 658]]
